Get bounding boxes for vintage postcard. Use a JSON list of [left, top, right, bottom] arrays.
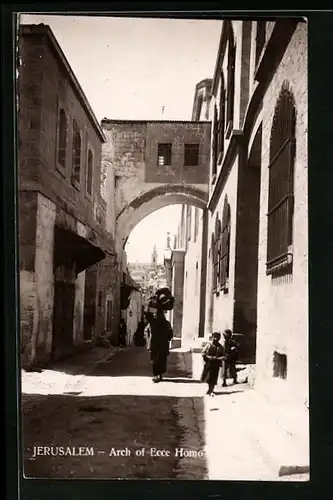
[[17, 12, 309, 481]]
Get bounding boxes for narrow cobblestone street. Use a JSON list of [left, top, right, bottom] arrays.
[[22, 346, 309, 481], [22, 346, 207, 480]]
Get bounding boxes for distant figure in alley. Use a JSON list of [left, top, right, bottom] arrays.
[[147, 287, 174, 383], [201, 332, 225, 396], [119, 319, 127, 347]]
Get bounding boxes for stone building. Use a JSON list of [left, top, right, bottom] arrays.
[[170, 19, 308, 452], [167, 79, 212, 345], [18, 24, 118, 367], [206, 19, 308, 412]]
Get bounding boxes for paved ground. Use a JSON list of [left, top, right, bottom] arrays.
[[21, 345, 309, 482]]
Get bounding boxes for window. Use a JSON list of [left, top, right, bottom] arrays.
[[106, 299, 112, 331], [186, 206, 192, 241], [157, 143, 172, 166], [273, 351, 287, 379], [220, 196, 231, 291], [195, 262, 199, 295], [226, 25, 236, 132], [218, 74, 226, 156], [194, 208, 199, 242], [57, 108, 67, 168], [212, 214, 221, 293], [195, 94, 203, 120], [212, 105, 218, 179], [266, 83, 296, 275], [86, 149, 93, 196], [184, 143, 199, 166], [71, 120, 81, 185], [255, 21, 266, 68]]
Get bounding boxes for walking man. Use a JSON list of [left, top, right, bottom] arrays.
[[201, 332, 225, 396], [222, 329, 239, 387]]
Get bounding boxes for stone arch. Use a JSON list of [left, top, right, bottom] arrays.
[[116, 183, 208, 254]]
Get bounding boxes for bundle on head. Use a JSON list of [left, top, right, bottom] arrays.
[[148, 287, 175, 311]]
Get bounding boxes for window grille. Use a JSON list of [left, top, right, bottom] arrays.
[[184, 143, 199, 166], [157, 143, 172, 166], [57, 108, 67, 167], [71, 120, 81, 185], [220, 196, 231, 290], [86, 149, 93, 196], [266, 83, 296, 275]]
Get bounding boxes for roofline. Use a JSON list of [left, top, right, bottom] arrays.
[[20, 24, 106, 143], [101, 119, 211, 125]]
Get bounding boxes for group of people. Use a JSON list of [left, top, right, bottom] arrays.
[[126, 287, 240, 391], [201, 329, 239, 396]]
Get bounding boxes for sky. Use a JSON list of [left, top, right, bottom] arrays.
[[19, 13, 221, 262]]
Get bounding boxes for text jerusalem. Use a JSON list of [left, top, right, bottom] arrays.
[[32, 446, 205, 458]]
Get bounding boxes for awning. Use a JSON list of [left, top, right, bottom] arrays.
[[54, 226, 106, 274]]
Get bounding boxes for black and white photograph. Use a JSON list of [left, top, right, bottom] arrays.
[[17, 12, 309, 481]]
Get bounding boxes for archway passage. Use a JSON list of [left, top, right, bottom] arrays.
[[116, 184, 208, 253], [101, 119, 211, 254]]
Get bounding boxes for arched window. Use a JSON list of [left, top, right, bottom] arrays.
[[86, 149, 93, 196], [226, 24, 236, 133], [220, 195, 231, 290], [213, 214, 221, 293], [57, 108, 67, 167], [71, 120, 81, 185], [266, 82, 296, 275]]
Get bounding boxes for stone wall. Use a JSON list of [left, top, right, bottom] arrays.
[[255, 23, 308, 408], [181, 207, 204, 348]]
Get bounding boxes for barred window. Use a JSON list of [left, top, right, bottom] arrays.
[[86, 149, 93, 196], [218, 73, 226, 156], [255, 21, 266, 68], [71, 120, 81, 185], [220, 196, 231, 290], [212, 214, 221, 293], [184, 143, 199, 166], [157, 143, 172, 166], [57, 108, 67, 167], [266, 83, 296, 275], [226, 26, 236, 130]]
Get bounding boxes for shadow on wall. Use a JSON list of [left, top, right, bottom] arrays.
[[22, 393, 207, 480]]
